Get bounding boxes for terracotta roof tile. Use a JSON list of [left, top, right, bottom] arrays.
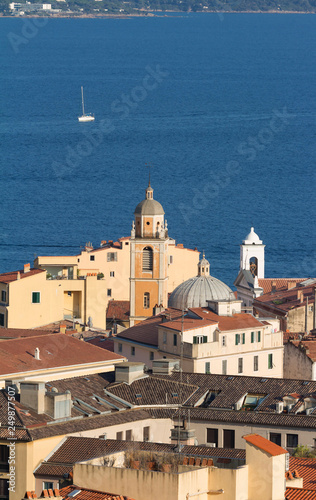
[[289, 457, 316, 490], [285, 487, 316, 499], [258, 279, 306, 294], [106, 301, 130, 322], [0, 328, 55, 339], [59, 485, 134, 500], [116, 308, 182, 346], [189, 308, 264, 331], [0, 334, 125, 376], [243, 433, 288, 456], [0, 268, 45, 283], [86, 337, 115, 351]]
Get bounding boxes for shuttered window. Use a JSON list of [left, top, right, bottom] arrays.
[[142, 247, 153, 271]]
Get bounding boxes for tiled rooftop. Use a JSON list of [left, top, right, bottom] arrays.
[[116, 308, 182, 346], [34, 436, 246, 479], [258, 278, 306, 294], [289, 457, 316, 490], [107, 301, 130, 321], [0, 328, 55, 339], [0, 334, 125, 376], [255, 282, 316, 314], [285, 487, 316, 499], [189, 308, 264, 331], [0, 268, 45, 283]]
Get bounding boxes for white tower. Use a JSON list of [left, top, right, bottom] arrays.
[[240, 227, 265, 279]]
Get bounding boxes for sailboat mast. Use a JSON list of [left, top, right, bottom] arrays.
[[81, 86, 85, 116]]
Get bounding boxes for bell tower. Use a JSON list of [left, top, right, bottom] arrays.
[[240, 227, 265, 279], [129, 182, 169, 326]]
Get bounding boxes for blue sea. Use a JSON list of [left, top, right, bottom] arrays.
[[0, 13, 315, 288]]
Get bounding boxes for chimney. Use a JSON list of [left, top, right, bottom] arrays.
[[24, 263, 30, 273], [20, 381, 46, 414], [101, 240, 107, 246], [34, 347, 40, 360], [297, 290, 304, 303], [271, 281, 277, 293], [287, 281, 297, 290], [17, 272, 20, 280]]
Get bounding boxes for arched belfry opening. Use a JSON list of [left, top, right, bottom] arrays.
[[142, 247, 153, 272], [249, 257, 258, 277]]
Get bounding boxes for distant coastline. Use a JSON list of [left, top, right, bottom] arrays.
[[1, 9, 315, 17]]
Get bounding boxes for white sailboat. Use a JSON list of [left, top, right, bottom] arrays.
[[78, 86, 95, 122]]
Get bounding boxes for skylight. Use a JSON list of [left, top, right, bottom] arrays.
[[67, 490, 81, 498]]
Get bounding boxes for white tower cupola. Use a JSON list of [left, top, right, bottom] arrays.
[[240, 227, 265, 279]]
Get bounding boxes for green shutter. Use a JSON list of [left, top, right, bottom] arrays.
[[251, 332, 254, 343], [193, 337, 197, 344], [235, 334, 238, 345], [203, 336, 207, 343], [242, 333, 245, 344], [258, 331, 261, 342]]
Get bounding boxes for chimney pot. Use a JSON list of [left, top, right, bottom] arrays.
[[35, 347, 40, 360], [17, 271, 21, 280], [24, 263, 30, 273]]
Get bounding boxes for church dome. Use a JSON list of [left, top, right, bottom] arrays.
[[134, 183, 165, 216], [243, 227, 262, 245], [168, 254, 234, 310]]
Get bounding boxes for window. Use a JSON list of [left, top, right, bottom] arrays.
[[169, 256, 173, 264], [222, 360, 227, 375], [222, 336, 226, 347], [270, 433, 281, 446], [268, 353, 273, 369], [242, 333, 245, 344], [43, 482, 54, 491], [125, 430, 132, 441], [142, 247, 153, 271], [257, 330, 261, 342], [0, 314, 4, 327], [131, 346, 135, 356], [0, 478, 9, 499], [116, 431, 123, 440], [110, 271, 115, 277], [150, 351, 154, 361], [287, 434, 298, 448], [235, 334, 240, 345], [163, 332, 167, 344], [32, 292, 40, 304], [144, 292, 150, 309], [251, 332, 254, 343], [90, 255, 95, 261], [238, 358, 243, 374], [205, 362, 210, 374], [143, 426, 150, 442], [67, 291, 72, 297], [107, 289, 112, 297], [206, 428, 218, 447], [118, 343, 122, 353], [173, 334, 177, 347], [0, 445, 9, 472], [1, 291, 6, 302], [223, 429, 235, 448], [107, 252, 117, 262], [254, 355, 258, 371], [193, 335, 207, 344]]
